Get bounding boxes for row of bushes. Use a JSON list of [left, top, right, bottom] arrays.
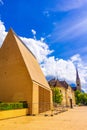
[[0, 101, 28, 110]]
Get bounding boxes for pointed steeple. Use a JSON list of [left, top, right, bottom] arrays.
[[76, 67, 79, 80], [76, 67, 81, 91]]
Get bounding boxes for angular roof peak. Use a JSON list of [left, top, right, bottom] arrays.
[[8, 28, 14, 34], [0, 28, 50, 90], [0, 28, 15, 49], [5, 28, 36, 59]]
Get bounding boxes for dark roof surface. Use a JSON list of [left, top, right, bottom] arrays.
[[48, 79, 68, 89]]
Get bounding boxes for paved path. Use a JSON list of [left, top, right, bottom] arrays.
[[0, 106, 87, 130]]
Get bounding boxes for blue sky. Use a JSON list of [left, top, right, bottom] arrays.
[[0, 0, 87, 91]]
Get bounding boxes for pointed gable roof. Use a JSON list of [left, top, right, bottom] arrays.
[[48, 79, 68, 89], [0, 29, 50, 90]]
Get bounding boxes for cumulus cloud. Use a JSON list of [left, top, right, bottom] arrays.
[[70, 54, 82, 65], [21, 37, 53, 63], [41, 56, 76, 82], [41, 54, 87, 92], [0, 20, 87, 91]]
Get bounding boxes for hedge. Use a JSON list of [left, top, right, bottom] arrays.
[[0, 102, 28, 110]]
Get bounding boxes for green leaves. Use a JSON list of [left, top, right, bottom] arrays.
[[75, 90, 87, 105], [52, 87, 63, 104]]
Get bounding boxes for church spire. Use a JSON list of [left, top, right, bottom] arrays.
[[76, 68, 81, 91]]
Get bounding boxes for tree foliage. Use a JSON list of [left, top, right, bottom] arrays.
[[75, 90, 87, 105], [52, 87, 63, 104]]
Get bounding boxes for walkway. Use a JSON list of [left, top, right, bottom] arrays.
[[0, 106, 87, 130]]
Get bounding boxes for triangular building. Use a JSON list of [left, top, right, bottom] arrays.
[[0, 29, 52, 114]]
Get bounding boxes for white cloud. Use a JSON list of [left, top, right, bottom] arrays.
[[64, 18, 87, 39], [52, 18, 87, 43], [31, 29, 36, 35], [31, 29, 36, 39], [41, 56, 76, 83], [21, 37, 53, 63], [41, 54, 87, 91], [70, 54, 82, 63], [0, 20, 87, 92], [0, 20, 7, 46], [51, 0, 87, 12], [40, 37, 45, 42], [0, 0, 4, 5]]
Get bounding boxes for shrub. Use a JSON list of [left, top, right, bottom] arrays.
[[0, 102, 28, 111]]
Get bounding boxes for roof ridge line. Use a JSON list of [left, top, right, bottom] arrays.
[[12, 29, 36, 59]]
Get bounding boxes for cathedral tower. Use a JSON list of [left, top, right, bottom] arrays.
[[76, 68, 81, 91]]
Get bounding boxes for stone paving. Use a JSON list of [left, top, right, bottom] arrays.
[[0, 106, 87, 130]]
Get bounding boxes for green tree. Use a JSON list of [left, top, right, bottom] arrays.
[[75, 90, 87, 105], [52, 87, 63, 104]]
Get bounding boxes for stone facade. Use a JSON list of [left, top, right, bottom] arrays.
[[0, 29, 52, 115], [48, 79, 76, 107]]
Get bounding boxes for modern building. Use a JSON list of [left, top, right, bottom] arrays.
[[48, 79, 75, 107], [0, 29, 52, 115]]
